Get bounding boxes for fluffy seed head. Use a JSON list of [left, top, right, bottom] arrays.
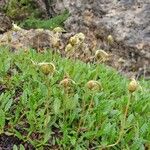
[[128, 78, 138, 93], [95, 49, 109, 62], [53, 27, 66, 33], [107, 35, 114, 44], [51, 37, 60, 48], [12, 23, 22, 31], [36, 28, 44, 32], [39, 62, 55, 75], [59, 78, 75, 88], [75, 32, 85, 42], [118, 57, 125, 63], [65, 43, 74, 52], [69, 36, 80, 46], [86, 80, 101, 91]]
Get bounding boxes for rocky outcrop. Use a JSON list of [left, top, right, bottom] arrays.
[[0, 12, 12, 33], [33, 0, 67, 18], [35, 0, 150, 76], [63, 0, 150, 77]]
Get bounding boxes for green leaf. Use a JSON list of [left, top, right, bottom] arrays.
[[4, 58, 11, 73], [4, 98, 13, 112], [13, 145, 18, 150], [0, 109, 5, 131], [14, 130, 23, 140], [44, 115, 51, 127], [44, 128, 51, 143], [20, 144, 25, 150], [53, 98, 61, 115], [127, 114, 135, 125], [70, 136, 76, 146]]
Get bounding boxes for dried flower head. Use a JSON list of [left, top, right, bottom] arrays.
[[75, 32, 85, 42], [38, 62, 55, 75], [69, 36, 80, 46], [95, 49, 109, 62], [118, 57, 125, 63], [59, 78, 75, 88], [24, 48, 29, 53], [86, 80, 102, 91], [51, 37, 60, 48], [12, 22, 22, 31], [128, 78, 138, 93], [36, 28, 44, 32], [107, 35, 114, 44], [65, 43, 74, 52], [53, 27, 66, 33]]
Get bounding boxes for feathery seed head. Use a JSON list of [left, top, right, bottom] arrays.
[[86, 80, 102, 91], [128, 78, 138, 93], [38, 62, 55, 75]]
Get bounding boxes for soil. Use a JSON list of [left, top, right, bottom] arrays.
[[0, 126, 63, 150], [0, 134, 35, 150]]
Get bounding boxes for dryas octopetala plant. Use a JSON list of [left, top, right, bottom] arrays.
[[65, 32, 85, 52], [59, 77, 75, 88], [95, 49, 110, 62], [86, 80, 102, 91], [32, 60, 56, 76], [107, 34, 114, 44], [12, 22, 22, 31], [128, 78, 138, 93], [53, 27, 66, 33]]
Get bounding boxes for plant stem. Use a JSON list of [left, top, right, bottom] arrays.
[[91, 93, 132, 150]]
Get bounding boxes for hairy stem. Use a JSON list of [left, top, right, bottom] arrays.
[[91, 93, 132, 150]]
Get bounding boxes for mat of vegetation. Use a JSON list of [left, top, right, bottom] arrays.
[[19, 10, 70, 29], [0, 47, 149, 150]]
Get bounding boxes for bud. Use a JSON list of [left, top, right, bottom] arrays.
[[38, 62, 55, 75], [53, 27, 66, 33], [59, 78, 75, 88], [86, 80, 102, 91], [107, 35, 114, 44], [65, 43, 74, 52], [24, 48, 29, 53], [118, 57, 125, 63], [51, 37, 60, 48], [36, 28, 44, 32], [128, 78, 138, 93], [69, 36, 80, 46], [12, 23, 22, 31], [75, 32, 85, 42], [95, 49, 109, 62]]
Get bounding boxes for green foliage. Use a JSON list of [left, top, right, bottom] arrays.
[[0, 47, 149, 149], [5, 0, 41, 20], [4, 0, 69, 30], [19, 10, 70, 29]]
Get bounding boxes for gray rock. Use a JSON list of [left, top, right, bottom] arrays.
[[33, 0, 67, 18], [63, 0, 150, 77], [0, 12, 12, 33]]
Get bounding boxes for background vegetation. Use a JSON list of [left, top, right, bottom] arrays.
[[3, 0, 69, 30]]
